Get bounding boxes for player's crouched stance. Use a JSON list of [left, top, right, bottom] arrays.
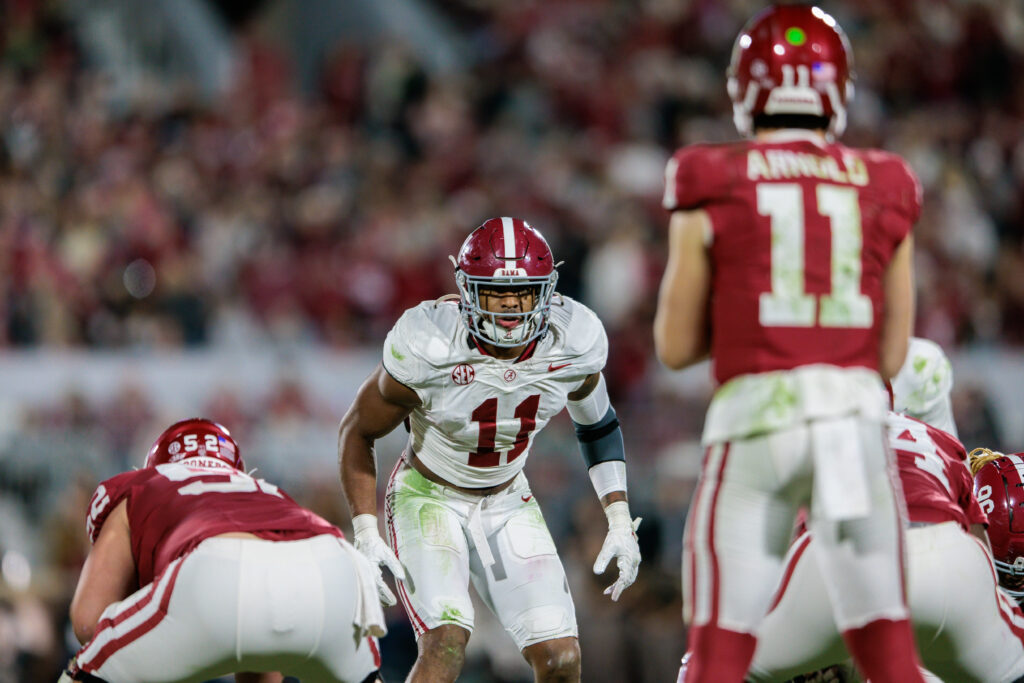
[[60, 419, 386, 683], [339, 217, 641, 683]]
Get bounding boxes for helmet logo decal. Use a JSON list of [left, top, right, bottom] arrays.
[[452, 364, 476, 385], [494, 268, 527, 277], [812, 62, 837, 82], [503, 369, 517, 383], [168, 441, 181, 455]]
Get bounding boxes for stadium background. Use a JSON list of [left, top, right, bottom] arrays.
[[0, 0, 1022, 680]]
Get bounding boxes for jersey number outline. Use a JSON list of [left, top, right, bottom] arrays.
[[156, 463, 282, 498], [891, 421, 952, 495], [469, 394, 541, 468], [976, 484, 994, 515], [757, 183, 873, 329]]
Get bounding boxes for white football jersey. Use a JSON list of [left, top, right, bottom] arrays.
[[382, 296, 607, 487]]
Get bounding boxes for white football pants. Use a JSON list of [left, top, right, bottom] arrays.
[[76, 534, 384, 683], [385, 460, 577, 650], [750, 522, 1024, 682], [683, 415, 909, 637]]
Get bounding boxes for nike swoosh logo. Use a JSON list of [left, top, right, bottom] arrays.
[[548, 362, 572, 372], [522, 494, 533, 502]]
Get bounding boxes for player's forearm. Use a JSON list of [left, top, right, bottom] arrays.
[[600, 489, 627, 507], [338, 427, 380, 517], [654, 211, 712, 370], [879, 235, 914, 380]]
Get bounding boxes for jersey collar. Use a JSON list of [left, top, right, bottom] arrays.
[[756, 129, 828, 147], [467, 334, 540, 364]]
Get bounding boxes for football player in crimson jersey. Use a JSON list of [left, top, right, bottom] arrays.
[[744, 339, 1024, 682], [655, 5, 923, 682], [62, 419, 386, 683], [338, 217, 641, 683]]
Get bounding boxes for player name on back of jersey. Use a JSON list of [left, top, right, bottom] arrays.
[[747, 149, 869, 186]]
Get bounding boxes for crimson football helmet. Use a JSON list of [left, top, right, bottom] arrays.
[[973, 452, 1024, 602], [144, 418, 243, 470], [727, 5, 854, 138], [454, 217, 558, 348]]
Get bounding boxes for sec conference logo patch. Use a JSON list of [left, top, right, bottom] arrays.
[[452, 363, 475, 385]]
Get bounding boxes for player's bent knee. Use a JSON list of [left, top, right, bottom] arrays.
[[524, 637, 581, 681]]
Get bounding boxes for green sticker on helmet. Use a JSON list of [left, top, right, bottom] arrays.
[[785, 27, 806, 46]]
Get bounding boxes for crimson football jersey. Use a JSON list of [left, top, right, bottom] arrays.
[[86, 458, 342, 585], [887, 412, 986, 531], [664, 133, 921, 384]]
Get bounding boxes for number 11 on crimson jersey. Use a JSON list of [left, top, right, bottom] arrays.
[[757, 182, 873, 329]]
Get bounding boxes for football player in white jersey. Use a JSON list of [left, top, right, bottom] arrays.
[[338, 217, 642, 683]]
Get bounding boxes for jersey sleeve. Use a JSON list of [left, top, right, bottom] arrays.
[[957, 464, 989, 527], [873, 153, 922, 245], [892, 337, 954, 419], [564, 299, 609, 378], [663, 144, 731, 212], [86, 470, 144, 543], [381, 305, 436, 396], [938, 430, 988, 527]]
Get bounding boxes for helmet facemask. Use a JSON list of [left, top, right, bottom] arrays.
[[995, 556, 1024, 605], [456, 270, 558, 348]]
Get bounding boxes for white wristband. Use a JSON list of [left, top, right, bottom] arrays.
[[589, 460, 627, 499], [352, 514, 380, 539], [604, 500, 633, 530]]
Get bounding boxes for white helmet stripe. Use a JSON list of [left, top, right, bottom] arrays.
[[501, 216, 517, 268], [1009, 454, 1024, 484]]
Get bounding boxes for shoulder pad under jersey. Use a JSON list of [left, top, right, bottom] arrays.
[[383, 300, 464, 391]]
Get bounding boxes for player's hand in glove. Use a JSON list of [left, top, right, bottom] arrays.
[[352, 514, 406, 606], [593, 500, 642, 601]]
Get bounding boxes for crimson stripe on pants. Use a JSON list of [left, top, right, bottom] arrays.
[[767, 532, 812, 613], [684, 446, 713, 625], [78, 554, 187, 672], [685, 443, 729, 627], [705, 443, 730, 627], [385, 461, 429, 635]]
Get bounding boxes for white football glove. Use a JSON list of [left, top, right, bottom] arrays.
[[352, 514, 406, 607], [593, 501, 642, 601]]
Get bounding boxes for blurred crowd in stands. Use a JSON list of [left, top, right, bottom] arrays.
[[1, 0, 1023, 680]]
